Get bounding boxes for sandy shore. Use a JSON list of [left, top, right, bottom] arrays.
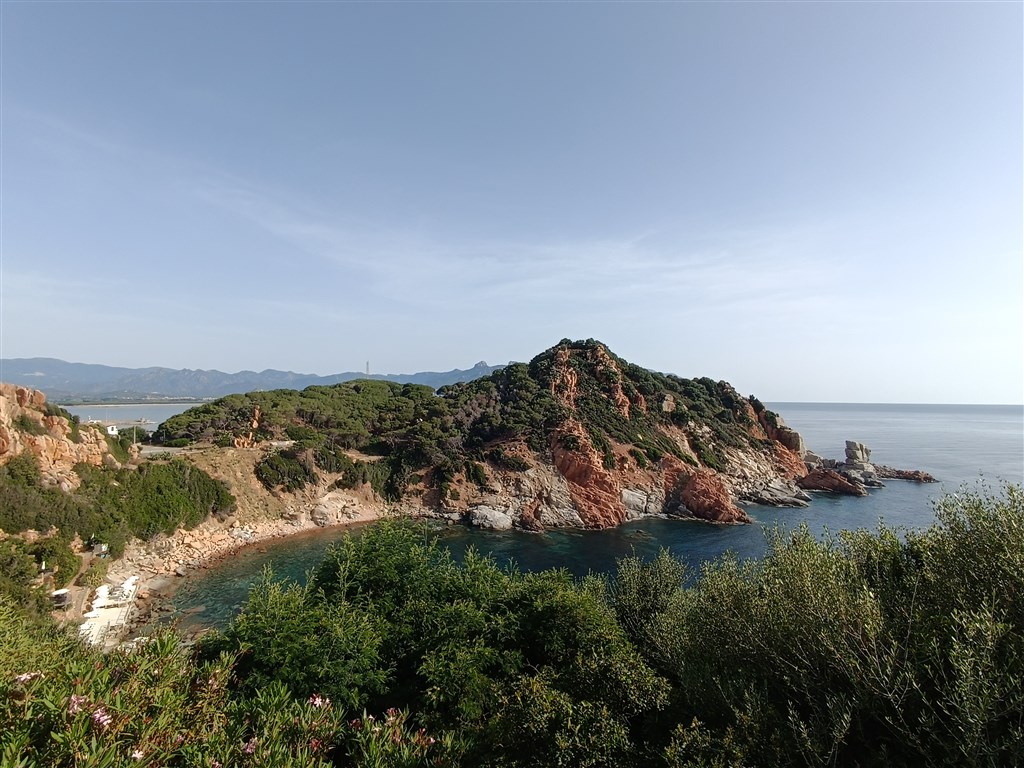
[[102, 506, 385, 638]]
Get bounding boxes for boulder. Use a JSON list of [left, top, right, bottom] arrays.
[[797, 469, 868, 497], [845, 441, 871, 464], [677, 470, 751, 524], [621, 488, 664, 519], [469, 506, 514, 531], [803, 451, 825, 468], [743, 479, 810, 508]]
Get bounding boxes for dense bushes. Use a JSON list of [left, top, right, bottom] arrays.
[[256, 449, 318, 492], [1, 486, 1022, 766], [152, 340, 782, 501], [0, 454, 235, 560]]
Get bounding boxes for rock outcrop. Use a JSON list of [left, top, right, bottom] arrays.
[[797, 468, 869, 497], [675, 469, 752, 524], [799, 439, 935, 495], [875, 465, 938, 483], [0, 383, 118, 490]]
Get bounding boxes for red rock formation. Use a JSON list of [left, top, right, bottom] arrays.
[[797, 469, 868, 497], [773, 443, 809, 480], [549, 347, 580, 408], [550, 420, 626, 529], [680, 469, 751, 524], [660, 457, 750, 524], [0, 383, 115, 489]]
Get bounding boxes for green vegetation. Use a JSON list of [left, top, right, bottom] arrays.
[[0, 453, 235, 564], [2, 485, 1021, 766], [14, 413, 47, 436], [153, 340, 778, 500]]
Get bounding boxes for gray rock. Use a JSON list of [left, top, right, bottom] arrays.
[[743, 479, 810, 508], [310, 506, 331, 527], [621, 488, 664, 519], [845, 441, 871, 464], [469, 506, 514, 531], [622, 488, 648, 518], [803, 451, 825, 467], [844, 460, 875, 473]]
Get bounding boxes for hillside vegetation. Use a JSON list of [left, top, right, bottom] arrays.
[[2, 484, 1021, 766], [154, 339, 777, 501]]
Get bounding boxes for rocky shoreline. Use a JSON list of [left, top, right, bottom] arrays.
[[798, 440, 937, 496], [105, 506, 384, 640]]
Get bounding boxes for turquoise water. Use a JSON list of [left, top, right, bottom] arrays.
[[166, 403, 1023, 631]]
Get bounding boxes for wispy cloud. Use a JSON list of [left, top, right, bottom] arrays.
[[193, 174, 841, 322]]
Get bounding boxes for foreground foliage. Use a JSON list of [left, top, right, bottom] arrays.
[[2, 485, 1021, 766]]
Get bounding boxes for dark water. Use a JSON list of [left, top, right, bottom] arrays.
[[167, 403, 1023, 631]]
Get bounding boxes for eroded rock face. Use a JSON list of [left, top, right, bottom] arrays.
[[797, 469, 869, 497], [676, 469, 751, 524], [550, 420, 627, 528], [0, 383, 114, 489]]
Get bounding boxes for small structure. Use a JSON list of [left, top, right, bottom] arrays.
[[106, 425, 119, 437], [92, 542, 109, 558], [52, 588, 71, 609]]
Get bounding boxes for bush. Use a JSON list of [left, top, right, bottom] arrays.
[[255, 449, 317, 492]]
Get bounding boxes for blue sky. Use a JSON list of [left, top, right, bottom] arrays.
[[2, 2, 1021, 403]]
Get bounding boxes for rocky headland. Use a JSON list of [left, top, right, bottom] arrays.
[[1, 340, 938, 644]]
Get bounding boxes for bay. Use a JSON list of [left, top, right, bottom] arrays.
[[64, 403, 199, 431], [165, 403, 1023, 631]]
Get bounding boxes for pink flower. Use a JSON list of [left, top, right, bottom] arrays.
[[68, 694, 89, 714], [243, 738, 257, 754], [15, 671, 43, 684], [131, 748, 144, 760], [92, 706, 113, 729], [309, 738, 322, 752], [307, 693, 330, 708]]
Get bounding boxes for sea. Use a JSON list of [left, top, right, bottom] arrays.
[[123, 402, 1021, 632], [64, 403, 200, 431]]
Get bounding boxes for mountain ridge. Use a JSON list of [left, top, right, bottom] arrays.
[[0, 357, 506, 402]]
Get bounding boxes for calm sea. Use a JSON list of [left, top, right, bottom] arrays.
[[64, 403, 200, 430], [156, 403, 1022, 631]]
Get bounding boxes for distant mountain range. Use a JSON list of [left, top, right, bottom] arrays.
[[0, 357, 507, 403]]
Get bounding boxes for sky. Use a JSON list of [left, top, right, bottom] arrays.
[[1, 2, 1021, 404]]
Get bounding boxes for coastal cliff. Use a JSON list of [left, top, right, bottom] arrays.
[[155, 339, 813, 530]]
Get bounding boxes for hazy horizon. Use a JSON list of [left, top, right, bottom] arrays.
[[2, 3, 1021, 404]]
